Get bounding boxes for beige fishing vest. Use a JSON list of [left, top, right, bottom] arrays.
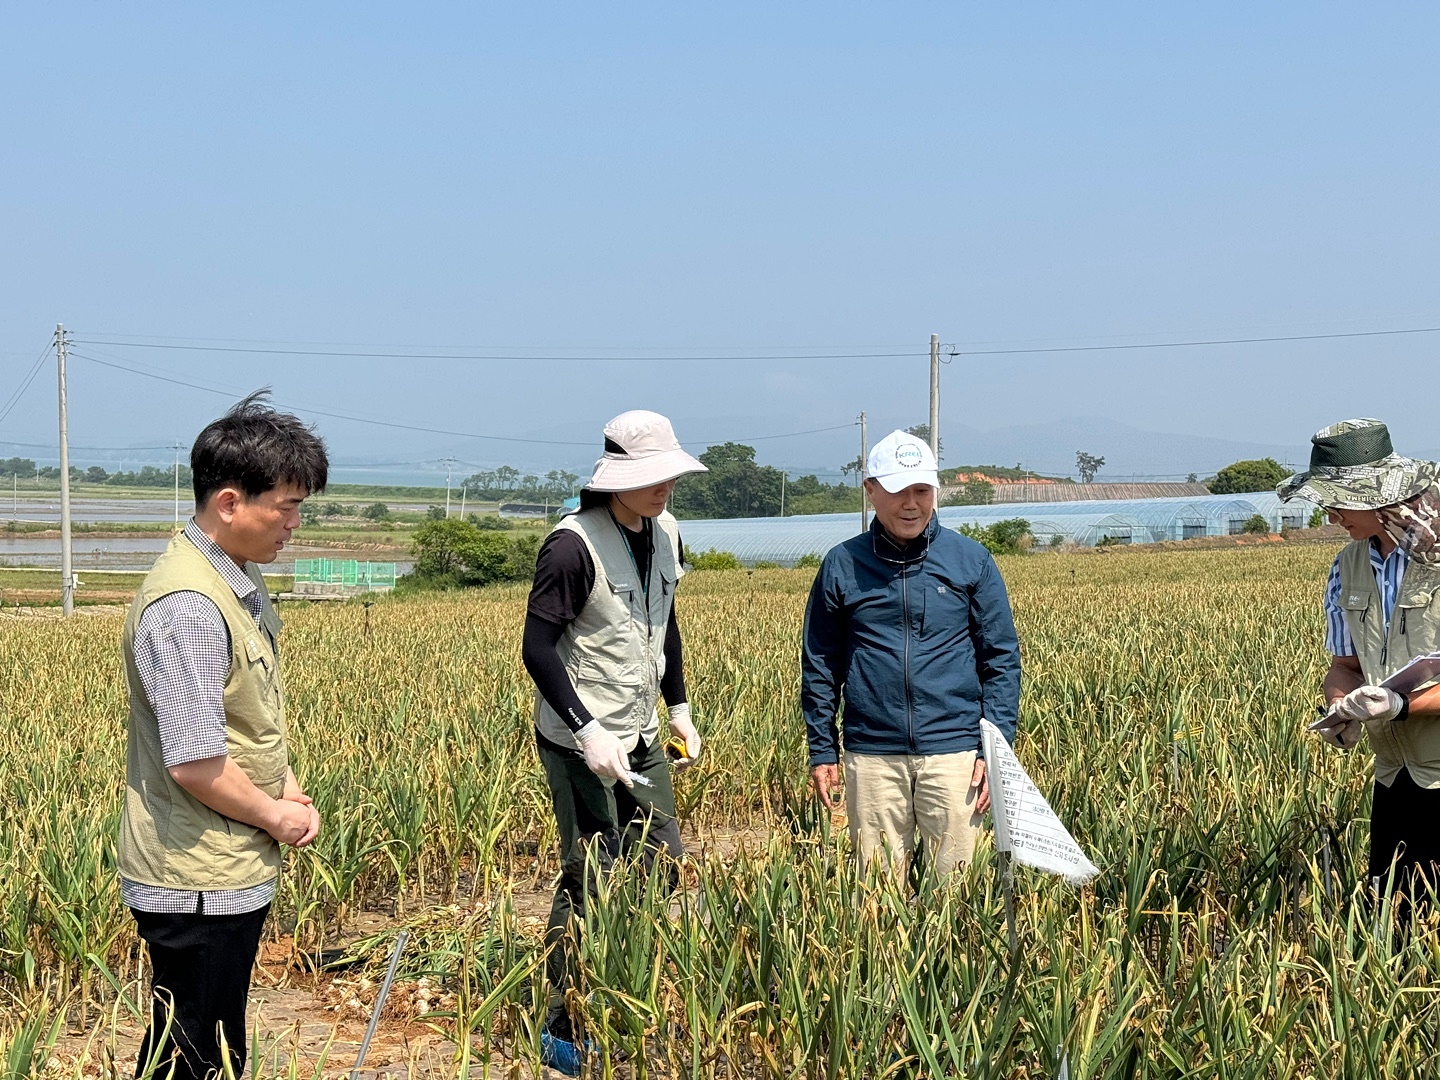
[[534, 508, 682, 752], [117, 532, 289, 890], [1337, 540, 1440, 787]]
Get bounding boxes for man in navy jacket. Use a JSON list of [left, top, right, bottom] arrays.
[[802, 430, 1021, 877]]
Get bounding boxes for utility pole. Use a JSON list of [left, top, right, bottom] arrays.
[[928, 333, 940, 462], [173, 442, 181, 529], [858, 411, 869, 533], [56, 324, 74, 617], [779, 471, 786, 518], [459, 482, 466, 519], [445, 459, 454, 516]]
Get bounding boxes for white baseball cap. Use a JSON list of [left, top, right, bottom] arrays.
[[585, 410, 708, 492], [866, 430, 939, 493]]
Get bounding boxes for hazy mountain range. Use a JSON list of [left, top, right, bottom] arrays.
[[7, 416, 1435, 489]]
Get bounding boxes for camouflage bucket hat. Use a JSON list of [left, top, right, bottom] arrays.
[[1276, 418, 1437, 510]]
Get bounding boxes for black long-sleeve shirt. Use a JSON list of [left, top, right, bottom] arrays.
[[522, 525, 686, 735]]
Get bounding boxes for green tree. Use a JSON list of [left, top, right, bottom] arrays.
[[409, 519, 541, 587], [1075, 451, 1105, 484], [104, 464, 192, 489], [362, 502, 391, 521], [1207, 458, 1289, 495], [411, 518, 476, 577], [687, 548, 743, 570], [955, 518, 1031, 555], [1242, 514, 1271, 534], [671, 442, 782, 519], [83, 466, 109, 483]]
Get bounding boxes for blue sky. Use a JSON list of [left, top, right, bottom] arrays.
[[2, 3, 1436, 481]]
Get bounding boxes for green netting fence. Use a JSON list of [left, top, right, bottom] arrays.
[[292, 559, 396, 590]]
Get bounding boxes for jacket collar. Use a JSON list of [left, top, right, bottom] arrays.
[[871, 513, 939, 566]]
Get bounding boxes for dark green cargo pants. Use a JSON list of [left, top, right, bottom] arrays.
[[537, 731, 684, 1038]]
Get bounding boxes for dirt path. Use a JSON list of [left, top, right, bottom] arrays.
[[46, 824, 773, 1078]]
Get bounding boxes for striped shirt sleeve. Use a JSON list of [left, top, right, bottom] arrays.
[[133, 591, 232, 768], [1322, 554, 1355, 657]]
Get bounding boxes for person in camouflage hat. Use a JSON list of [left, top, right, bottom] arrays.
[[1285, 419, 1440, 923]]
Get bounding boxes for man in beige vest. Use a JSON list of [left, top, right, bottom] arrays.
[[119, 392, 328, 1080], [1284, 419, 1440, 918]]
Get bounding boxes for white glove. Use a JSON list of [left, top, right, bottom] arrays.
[[1311, 710, 1363, 751], [667, 702, 702, 770], [575, 721, 634, 787], [1336, 685, 1406, 723]]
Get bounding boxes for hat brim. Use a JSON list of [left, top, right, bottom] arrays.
[[586, 449, 708, 492], [871, 470, 940, 494], [1277, 456, 1435, 510]]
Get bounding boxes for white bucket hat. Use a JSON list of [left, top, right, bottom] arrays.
[[585, 410, 708, 492], [867, 430, 940, 493]]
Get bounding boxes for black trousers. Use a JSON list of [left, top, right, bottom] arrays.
[[1369, 768, 1440, 921], [132, 905, 269, 1080], [537, 733, 683, 1040]]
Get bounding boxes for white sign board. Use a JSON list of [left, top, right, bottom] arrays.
[[981, 719, 1099, 886]]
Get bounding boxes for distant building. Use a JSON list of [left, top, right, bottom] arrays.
[[975, 482, 1214, 504], [676, 490, 1317, 564]]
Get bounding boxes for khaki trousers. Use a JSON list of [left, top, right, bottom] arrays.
[[844, 750, 982, 877]]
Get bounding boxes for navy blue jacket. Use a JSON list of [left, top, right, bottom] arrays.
[[801, 515, 1021, 766]]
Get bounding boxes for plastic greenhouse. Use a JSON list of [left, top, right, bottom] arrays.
[[678, 492, 1318, 567]]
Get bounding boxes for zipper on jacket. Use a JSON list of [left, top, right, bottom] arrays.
[[902, 566, 915, 752]]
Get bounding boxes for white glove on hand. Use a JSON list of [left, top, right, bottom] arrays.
[[1336, 685, 1406, 723], [668, 702, 702, 771], [575, 721, 634, 787], [1313, 712, 1362, 751]]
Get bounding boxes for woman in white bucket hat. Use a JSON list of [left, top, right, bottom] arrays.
[[520, 410, 706, 1072]]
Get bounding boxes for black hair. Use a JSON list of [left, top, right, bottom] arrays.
[[578, 488, 611, 512], [191, 389, 329, 506]]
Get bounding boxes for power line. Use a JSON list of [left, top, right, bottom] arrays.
[[71, 321, 1440, 362], [954, 325, 1440, 357], [78, 330, 923, 351], [0, 343, 55, 428], [72, 338, 919, 362], [0, 440, 175, 452], [67, 351, 858, 449], [70, 351, 595, 444]]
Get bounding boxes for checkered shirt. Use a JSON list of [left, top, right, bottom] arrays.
[[121, 519, 278, 915]]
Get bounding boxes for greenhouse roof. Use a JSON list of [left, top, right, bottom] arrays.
[[678, 491, 1318, 565]]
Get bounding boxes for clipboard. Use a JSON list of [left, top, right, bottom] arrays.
[[1309, 651, 1440, 730]]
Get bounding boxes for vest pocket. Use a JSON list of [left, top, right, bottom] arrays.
[[574, 657, 645, 729], [577, 656, 642, 686], [1396, 589, 1437, 641], [1339, 592, 1371, 620], [244, 634, 277, 684]]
